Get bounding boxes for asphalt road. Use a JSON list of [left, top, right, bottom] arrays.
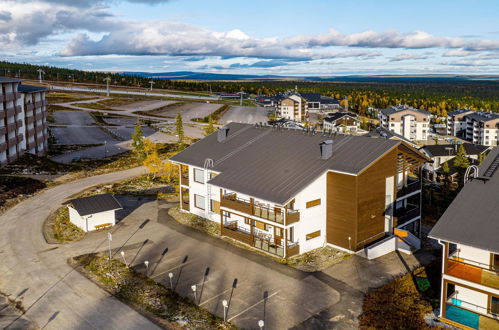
[[219, 106, 270, 124], [0, 167, 159, 330], [51, 126, 119, 145], [52, 111, 95, 126]]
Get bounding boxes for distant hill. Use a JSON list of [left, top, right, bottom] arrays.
[[120, 71, 499, 82]]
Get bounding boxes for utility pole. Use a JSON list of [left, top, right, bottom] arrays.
[[149, 80, 154, 91], [103, 76, 111, 97], [37, 69, 45, 83]]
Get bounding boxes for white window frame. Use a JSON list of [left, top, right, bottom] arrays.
[[193, 168, 204, 184], [194, 194, 205, 210]]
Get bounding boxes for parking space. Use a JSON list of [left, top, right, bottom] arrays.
[[219, 106, 270, 124], [52, 110, 96, 125], [51, 126, 119, 145]]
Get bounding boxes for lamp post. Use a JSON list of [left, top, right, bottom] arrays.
[[222, 299, 228, 322], [103, 76, 111, 97], [37, 69, 45, 83], [191, 285, 197, 304], [258, 320, 264, 330], [168, 272, 174, 289], [107, 232, 112, 262], [149, 80, 154, 91], [120, 251, 128, 267], [144, 260, 149, 275]]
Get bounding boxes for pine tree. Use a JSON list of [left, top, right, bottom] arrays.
[[132, 122, 145, 159], [175, 112, 184, 143], [453, 145, 470, 169], [204, 116, 216, 136]]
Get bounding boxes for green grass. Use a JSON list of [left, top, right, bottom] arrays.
[[50, 206, 85, 242], [74, 253, 236, 329]]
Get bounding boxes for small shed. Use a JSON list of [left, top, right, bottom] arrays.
[[67, 194, 123, 232]]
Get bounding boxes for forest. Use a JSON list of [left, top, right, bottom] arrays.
[[1, 60, 499, 117]]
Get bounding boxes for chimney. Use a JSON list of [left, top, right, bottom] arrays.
[[320, 140, 333, 160], [217, 126, 230, 142]]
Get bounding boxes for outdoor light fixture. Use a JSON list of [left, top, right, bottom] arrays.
[[222, 299, 228, 322], [168, 272, 174, 289], [258, 319, 264, 329]]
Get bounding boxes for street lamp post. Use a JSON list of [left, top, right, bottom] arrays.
[[258, 320, 264, 330], [37, 69, 45, 83], [120, 251, 128, 267], [222, 299, 228, 322], [168, 272, 174, 289], [107, 232, 112, 262], [149, 80, 154, 91], [191, 285, 197, 304], [144, 260, 149, 276]]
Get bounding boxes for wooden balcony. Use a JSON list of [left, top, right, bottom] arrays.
[[286, 243, 300, 257], [221, 226, 253, 246], [221, 193, 300, 225], [446, 259, 499, 290]]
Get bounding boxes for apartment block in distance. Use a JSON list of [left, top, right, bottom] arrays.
[[170, 123, 429, 259], [276, 93, 308, 122], [0, 76, 48, 164], [447, 108, 474, 138], [429, 148, 499, 329], [464, 112, 499, 147], [378, 104, 431, 141]]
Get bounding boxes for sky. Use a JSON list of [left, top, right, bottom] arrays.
[[1, 0, 499, 75]]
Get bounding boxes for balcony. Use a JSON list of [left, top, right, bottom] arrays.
[[446, 259, 499, 290], [397, 180, 421, 199], [221, 193, 300, 225], [445, 299, 499, 329], [393, 205, 420, 226]]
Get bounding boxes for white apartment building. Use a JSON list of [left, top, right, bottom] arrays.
[[430, 148, 499, 329], [447, 108, 474, 138], [378, 105, 431, 141], [170, 123, 429, 259], [464, 112, 499, 147], [0, 76, 48, 164], [276, 93, 308, 122]]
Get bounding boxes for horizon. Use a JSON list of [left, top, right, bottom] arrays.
[[1, 0, 499, 75]]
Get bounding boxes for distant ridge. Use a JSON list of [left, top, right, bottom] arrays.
[[119, 71, 499, 82]]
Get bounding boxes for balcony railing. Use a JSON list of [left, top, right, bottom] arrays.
[[446, 259, 499, 290], [445, 298, 499, 329], [221, 193, 300, 225], [397, 180, 421, 199], [394, 205, 420, 226]]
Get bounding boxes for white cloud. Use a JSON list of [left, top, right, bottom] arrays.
[[389, 53, 429, 62], [442, 49, 476, 57]]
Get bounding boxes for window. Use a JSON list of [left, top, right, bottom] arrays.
[[493, 253, 499, 271], [275, 227, 282, 237], [244, 218, 251, 225], [390, 123, 395, 127], [210, 199, 219, 213], [306, 199, 321, 208], [306, 230, 321, 240], [492, 296, 499, 315], [194, 168, 204, 184], [194, 194, 205, 210]]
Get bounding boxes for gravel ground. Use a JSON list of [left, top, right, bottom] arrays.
[[219, 106, 270, 124], [147, 102, 222, 120]]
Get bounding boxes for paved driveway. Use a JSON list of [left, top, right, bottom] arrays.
[[219, 106, 270, 124]]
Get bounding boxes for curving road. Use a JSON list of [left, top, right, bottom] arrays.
[[0, 167, 160, 330]]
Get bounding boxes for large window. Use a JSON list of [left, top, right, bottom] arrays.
[[194, 194, 205, 210], [194, 168, 204, 184]]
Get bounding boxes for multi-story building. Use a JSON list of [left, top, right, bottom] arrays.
[[464, 112, 499, 147], [276, 93, 308, 122], [170, 122, 429, 259], [429, 148, 499, 330], [378, 105, 431, 141], [323, 112, 359, 132], [0, 77, 48, 164], [447, 109, 474, 138]]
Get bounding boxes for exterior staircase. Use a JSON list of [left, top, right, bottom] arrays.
[[361, 228, 421, 260]]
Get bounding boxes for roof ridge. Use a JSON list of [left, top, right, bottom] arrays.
[[214, 128, 273, 166]]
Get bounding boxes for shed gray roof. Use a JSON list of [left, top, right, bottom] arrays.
[[380, 104, 431, 116], [69, 193, 122, 216], [18, 84, 47, 93], [170, 122, 410, 205], [429, 147, 499, 254]]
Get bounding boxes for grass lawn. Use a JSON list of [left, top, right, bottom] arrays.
[[359, 261, 443, 330], [73, 253, 235, 329], [49, 206, 85, 242]]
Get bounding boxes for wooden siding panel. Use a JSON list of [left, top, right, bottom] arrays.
[[356, 148, 398, 249], [327, 172, 357, 250]]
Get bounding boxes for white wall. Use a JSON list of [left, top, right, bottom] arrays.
[[455, 243, 492, 267], [454, 284, 489, 312], [292, 171, 327, 253], [68, 206, 116, 232]]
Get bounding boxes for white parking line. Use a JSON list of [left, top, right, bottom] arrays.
[[198, 287, 233, 306], [227, 290, 280, 322]]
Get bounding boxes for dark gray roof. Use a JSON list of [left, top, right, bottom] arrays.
[[170, 122, 409, 205], [18, 84, 47, 93], [324, 112, 357, 124], [421, 143, 489, 157], [448, 108, 473, 116], [429, 148, 499, 253], [69, 194, 122, 216], [365, 127, 416, 146], [300, 93, 322, 102], [320, 97, 340, 105], [380, 104, 431, 116], [0, 76, 20, 83], [465, 111, 499, 123]]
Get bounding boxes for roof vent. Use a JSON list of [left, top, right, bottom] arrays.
[[320, 140, 334, 160], [217, 126, 230, 142]]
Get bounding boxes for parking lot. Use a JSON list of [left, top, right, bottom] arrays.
[[144, 102, 222, 120], [219, 106, 270, 124]]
